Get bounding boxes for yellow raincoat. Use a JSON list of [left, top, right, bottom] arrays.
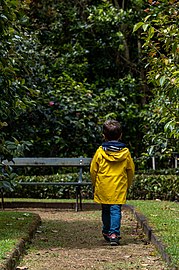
[[90, 146, 135, 204]]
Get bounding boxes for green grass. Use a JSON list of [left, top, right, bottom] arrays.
[[0, 211, 35, 262], [128, 200, 179, 267]]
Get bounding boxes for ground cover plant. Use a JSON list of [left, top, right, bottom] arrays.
[[0, 211, 38, 265]]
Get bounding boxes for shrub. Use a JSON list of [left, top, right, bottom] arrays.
[[5, 172, 93, 200], [4, 172, 179, 201], [128, 174, 179, 201]]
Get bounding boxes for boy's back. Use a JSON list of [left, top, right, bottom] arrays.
[[90, 144, 134, 204]]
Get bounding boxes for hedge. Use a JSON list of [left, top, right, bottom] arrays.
[[128, 174, 178, 201], [4, 172, 179, 201]]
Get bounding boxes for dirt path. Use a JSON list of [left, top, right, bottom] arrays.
[[15, 208, 169, 270]]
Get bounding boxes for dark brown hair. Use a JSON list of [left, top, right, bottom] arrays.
[[103, 120, 122, 141]]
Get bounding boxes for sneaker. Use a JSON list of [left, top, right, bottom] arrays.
[[102, 232, 110, 242], [109, 233, 120, 246]]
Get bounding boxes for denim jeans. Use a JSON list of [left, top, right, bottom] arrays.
[[102, 204, 122, 236]]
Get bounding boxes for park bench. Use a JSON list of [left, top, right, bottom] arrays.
[[2, 157, 92, 211]]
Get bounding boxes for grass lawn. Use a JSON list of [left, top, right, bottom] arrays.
[[128, 200, 179, 267], [0, 211, 38, 265], [0, 199, 178, 268]]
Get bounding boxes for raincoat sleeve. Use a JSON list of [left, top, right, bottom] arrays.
[[126, 152, 135, 188], [90, 150, 99, 187]]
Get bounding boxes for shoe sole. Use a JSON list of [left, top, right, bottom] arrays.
[[110, 240, 119, 246], [110, 238, 119, 246]]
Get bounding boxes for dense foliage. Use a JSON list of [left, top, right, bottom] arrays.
[[0, 0, 33, 159], [0, 0, 149, 160], [134, 0, 179, 158], [0, 0, 178, 198], [4, 172, 179, 201], [1, 0, 178, 159]]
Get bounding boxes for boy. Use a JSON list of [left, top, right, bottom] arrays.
[[90, 119, 135, 246]]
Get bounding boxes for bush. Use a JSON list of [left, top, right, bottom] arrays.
[[4, 172, 179, 202], [128, 174, 179, 201], [5, 172, 93, 200]]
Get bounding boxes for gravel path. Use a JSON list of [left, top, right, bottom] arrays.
[[15, 208, 169, 270]]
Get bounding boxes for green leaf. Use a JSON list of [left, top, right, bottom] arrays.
[[148, 26, 155, 39], [144, 15, 151, 22], [142, 23, 149, 32], [172, 42, 178, 54], [133, 22, 144, 33], [159, 76, 166, 87]]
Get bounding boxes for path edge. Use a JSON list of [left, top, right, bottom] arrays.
[[0, 213, 41, 270], [124, 204, 178, 270]]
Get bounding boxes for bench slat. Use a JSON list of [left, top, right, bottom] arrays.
[[2, 157, 92, 167], [19, 182, 92, 186]]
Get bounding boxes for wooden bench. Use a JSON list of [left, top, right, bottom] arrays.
[[2, 157, 92, 211]]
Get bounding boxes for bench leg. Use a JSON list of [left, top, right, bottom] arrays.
[[75, 186, 82, 211], [79, 186, 82, 211], [75, 186, 79, 211]]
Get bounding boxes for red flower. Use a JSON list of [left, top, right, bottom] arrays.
[[49, 101, 55, 106]]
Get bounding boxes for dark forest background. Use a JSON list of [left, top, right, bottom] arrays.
[[0, 0, 178, 169]]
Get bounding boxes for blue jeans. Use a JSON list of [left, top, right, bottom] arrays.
[[102, 204, 122, 236]]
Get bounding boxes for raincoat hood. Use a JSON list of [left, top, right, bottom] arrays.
[[100, 146, 130, 162], [101, 141, 128, 162]]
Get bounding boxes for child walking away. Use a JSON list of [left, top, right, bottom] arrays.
[[90, 120, 135, 246]]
